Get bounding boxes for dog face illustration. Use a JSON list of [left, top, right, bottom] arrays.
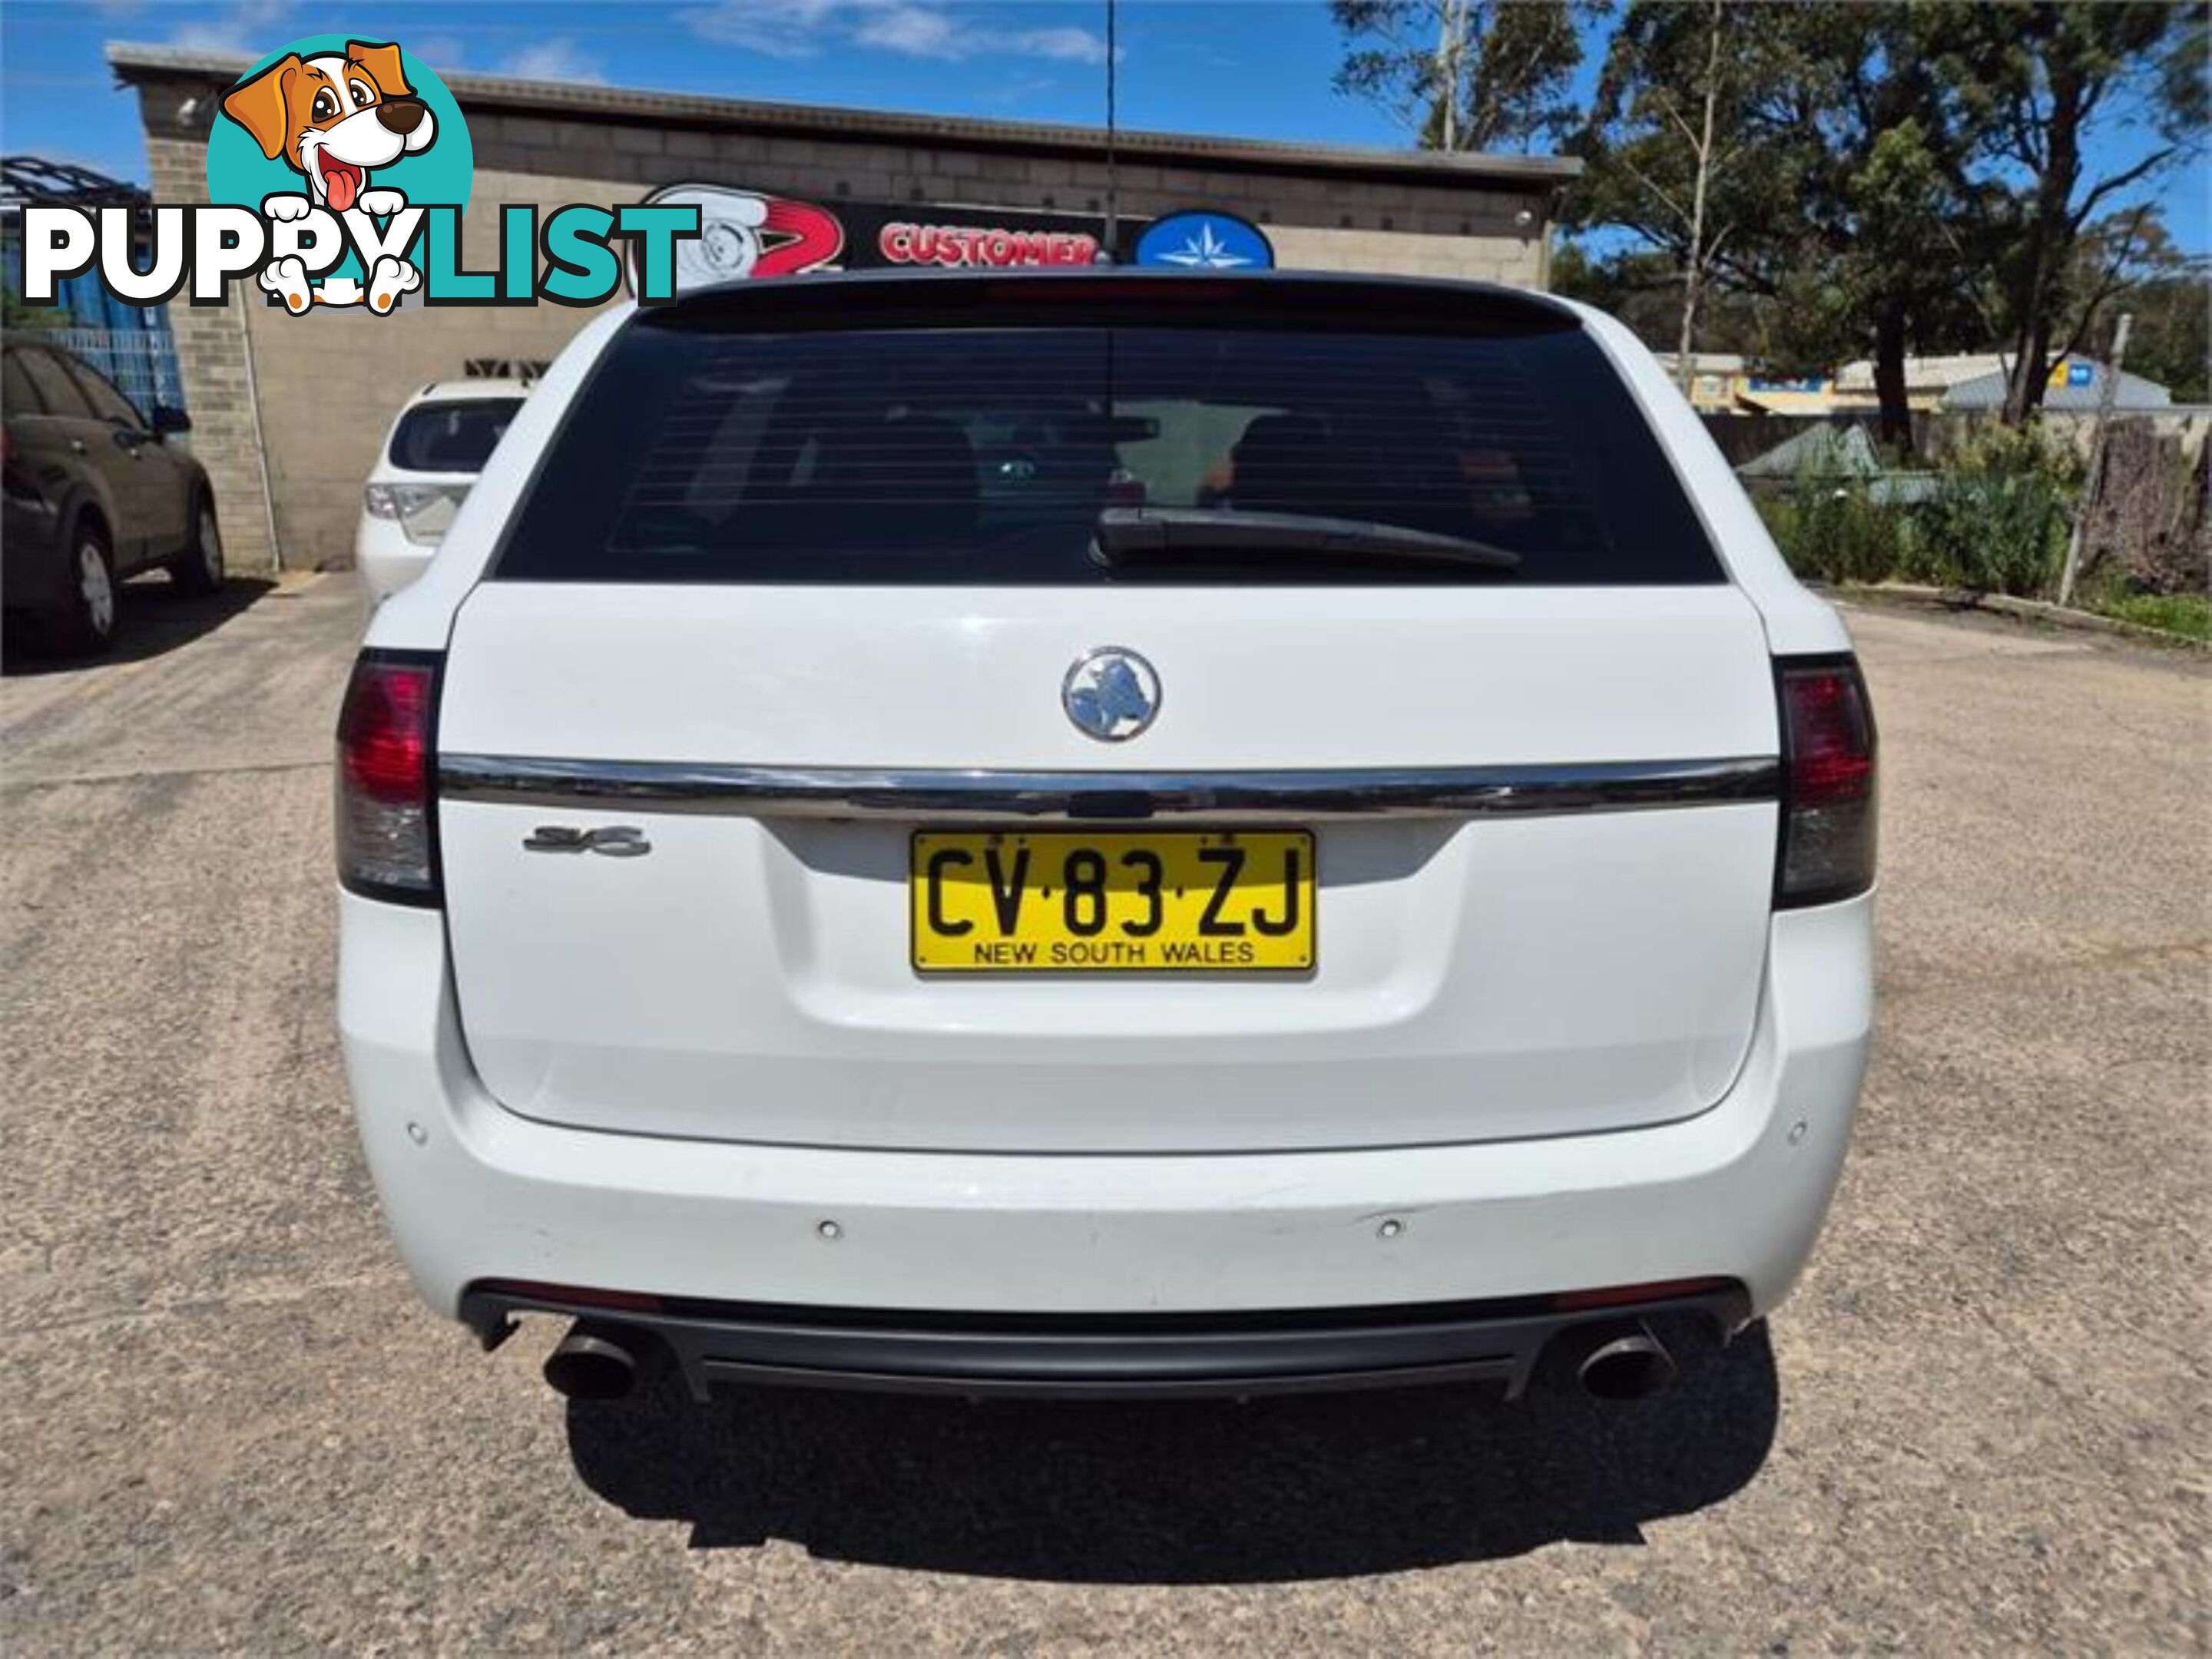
[[220, 40, 435, 213]]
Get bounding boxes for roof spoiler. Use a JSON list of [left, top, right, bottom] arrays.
[[645, 267, 1581, 339]]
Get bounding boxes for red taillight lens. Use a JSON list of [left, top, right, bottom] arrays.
[[1776, 657, 1877, 907], [336, 651, 441, 903]]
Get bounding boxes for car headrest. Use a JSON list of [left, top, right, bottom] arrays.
[[1228, 412, 1339, 516], [810, 412, 978, 538]]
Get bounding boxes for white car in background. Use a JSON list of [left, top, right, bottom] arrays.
[[337, 270, 1876, 1412], [356, 381, 528, 601]]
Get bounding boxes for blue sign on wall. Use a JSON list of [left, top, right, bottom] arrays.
[[1132, 210, 1275, 270]]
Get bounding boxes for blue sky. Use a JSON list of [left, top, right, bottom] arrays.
[[5, 0, 2205, 253]]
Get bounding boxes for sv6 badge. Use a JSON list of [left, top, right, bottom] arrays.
[[522, 825, 652, 857]]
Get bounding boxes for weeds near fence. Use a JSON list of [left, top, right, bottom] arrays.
[[1757, 426, 2129, 603], [1758, 483, 1902, 586], [1916, 428, 2081, 597]]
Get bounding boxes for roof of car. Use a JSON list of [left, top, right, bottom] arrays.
[[406, 380, 534, 405]]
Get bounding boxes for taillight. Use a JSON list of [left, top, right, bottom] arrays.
[[1775, 656, 1877, 907], [364, 481, 469, 545], [336, 649, 441, 905]]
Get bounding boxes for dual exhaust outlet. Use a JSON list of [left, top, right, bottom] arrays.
[[539, 1315, 1681, 1404]]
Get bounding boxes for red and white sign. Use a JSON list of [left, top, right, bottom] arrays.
[[877, 222, 1099, 267], [633, 181, 1126, 295]]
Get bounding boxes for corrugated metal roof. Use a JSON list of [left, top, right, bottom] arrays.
[[1833, 354, 2004, 393], [1942, 364, 2172, 412], [105, 41, 1580, 189]]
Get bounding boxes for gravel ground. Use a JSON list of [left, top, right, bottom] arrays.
[[2, 575, 2205, 1652]]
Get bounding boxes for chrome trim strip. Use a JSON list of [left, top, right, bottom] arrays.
[[439, 754, 1780, 822]]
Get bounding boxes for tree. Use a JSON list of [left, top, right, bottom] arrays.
[[1751, 6, 1985, 452], [2, 286, 70, 332], [2111, 221, 2210, 402], [1929, 1, 2208, 423], [1569, 0, 1797, 392], [1550, 239, 1773, 361], [1331, 0, 1603, 152]]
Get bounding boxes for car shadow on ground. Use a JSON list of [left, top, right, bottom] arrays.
[[1, 575, 275, 676], [565, 1316, 1778, 1582]]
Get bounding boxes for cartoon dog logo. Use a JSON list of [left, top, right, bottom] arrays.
[[220, 40, 437, 314]]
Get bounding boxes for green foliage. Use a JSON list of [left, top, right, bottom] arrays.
[[1566, 1, 1802, 276], [2110, 230, 2211, 402], [1915, 430, 2081, 597], [2, 287, 70, 332], [1758, 481, 1901, 587], [1923, 0, 2207, 422], [1555, 2, 2203, 427], [1756, 428, 2087, 600], [1330, 0, 1599, 152], [2079, 587, 2212, 642]]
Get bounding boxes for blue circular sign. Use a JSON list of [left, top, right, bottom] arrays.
[[1133, 210, 1274, 271]]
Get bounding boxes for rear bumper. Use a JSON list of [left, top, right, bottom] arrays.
[[353, 514, 432, 602], [462, 1283, 1751, 1400], [339, 891, 1870, 1332]]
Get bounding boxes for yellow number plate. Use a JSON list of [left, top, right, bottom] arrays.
[[911, 830, 1316, 974]]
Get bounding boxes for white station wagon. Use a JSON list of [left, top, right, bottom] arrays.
[[355, 380, 529, 602], [336, 270, 1875, 1407]]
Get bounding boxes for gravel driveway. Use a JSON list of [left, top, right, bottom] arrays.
[[3, 577, 2204, 1651]]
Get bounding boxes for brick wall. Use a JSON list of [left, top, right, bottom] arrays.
[[144, 134, 279, 573], [463, 111, 1548, 285], [240, 167, 629, 573]]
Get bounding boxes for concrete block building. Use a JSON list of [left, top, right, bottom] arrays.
[[110, 43, 1578, 573]]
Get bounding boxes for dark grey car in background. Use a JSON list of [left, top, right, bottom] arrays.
[[3, 339, 222, 654]]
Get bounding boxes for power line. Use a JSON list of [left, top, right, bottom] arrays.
[[1101, 0, 1119, 263]]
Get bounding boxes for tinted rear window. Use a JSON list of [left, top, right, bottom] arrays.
[[388, 397, 522, 473], [496, 313, 1720, 585]]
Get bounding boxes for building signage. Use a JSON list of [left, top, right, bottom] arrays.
[[870, 214, 1101, 268], [634, 181, 1129, 295], [1132, 209, 1274, 270]]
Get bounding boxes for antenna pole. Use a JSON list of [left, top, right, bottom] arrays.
[[1102, 0, 1119, 261]]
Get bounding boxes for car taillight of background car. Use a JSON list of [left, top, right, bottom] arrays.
[[363, 481, 473, 546]]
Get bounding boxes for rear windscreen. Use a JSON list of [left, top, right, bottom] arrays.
[[495, 317, 1720, 584], [388, 398, 523, 474]]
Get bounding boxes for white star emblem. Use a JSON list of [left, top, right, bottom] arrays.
[[1156, 222, 1252, 269]]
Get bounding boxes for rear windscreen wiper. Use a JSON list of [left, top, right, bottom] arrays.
[[1091, 506, 1522, 573]]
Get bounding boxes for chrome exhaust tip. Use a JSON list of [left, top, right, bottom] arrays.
[[543, 1323, 639, 1401], [1573, 1320, 1679, 1402]]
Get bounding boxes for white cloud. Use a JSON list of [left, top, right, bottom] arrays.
[[683, 1, 1109, 66], [680, 0, 849, 58], [1006, 25, 1110, 65], [497, 38, 607, 84], [407, 35, 469, 75], [853, 5, 966, 59]]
